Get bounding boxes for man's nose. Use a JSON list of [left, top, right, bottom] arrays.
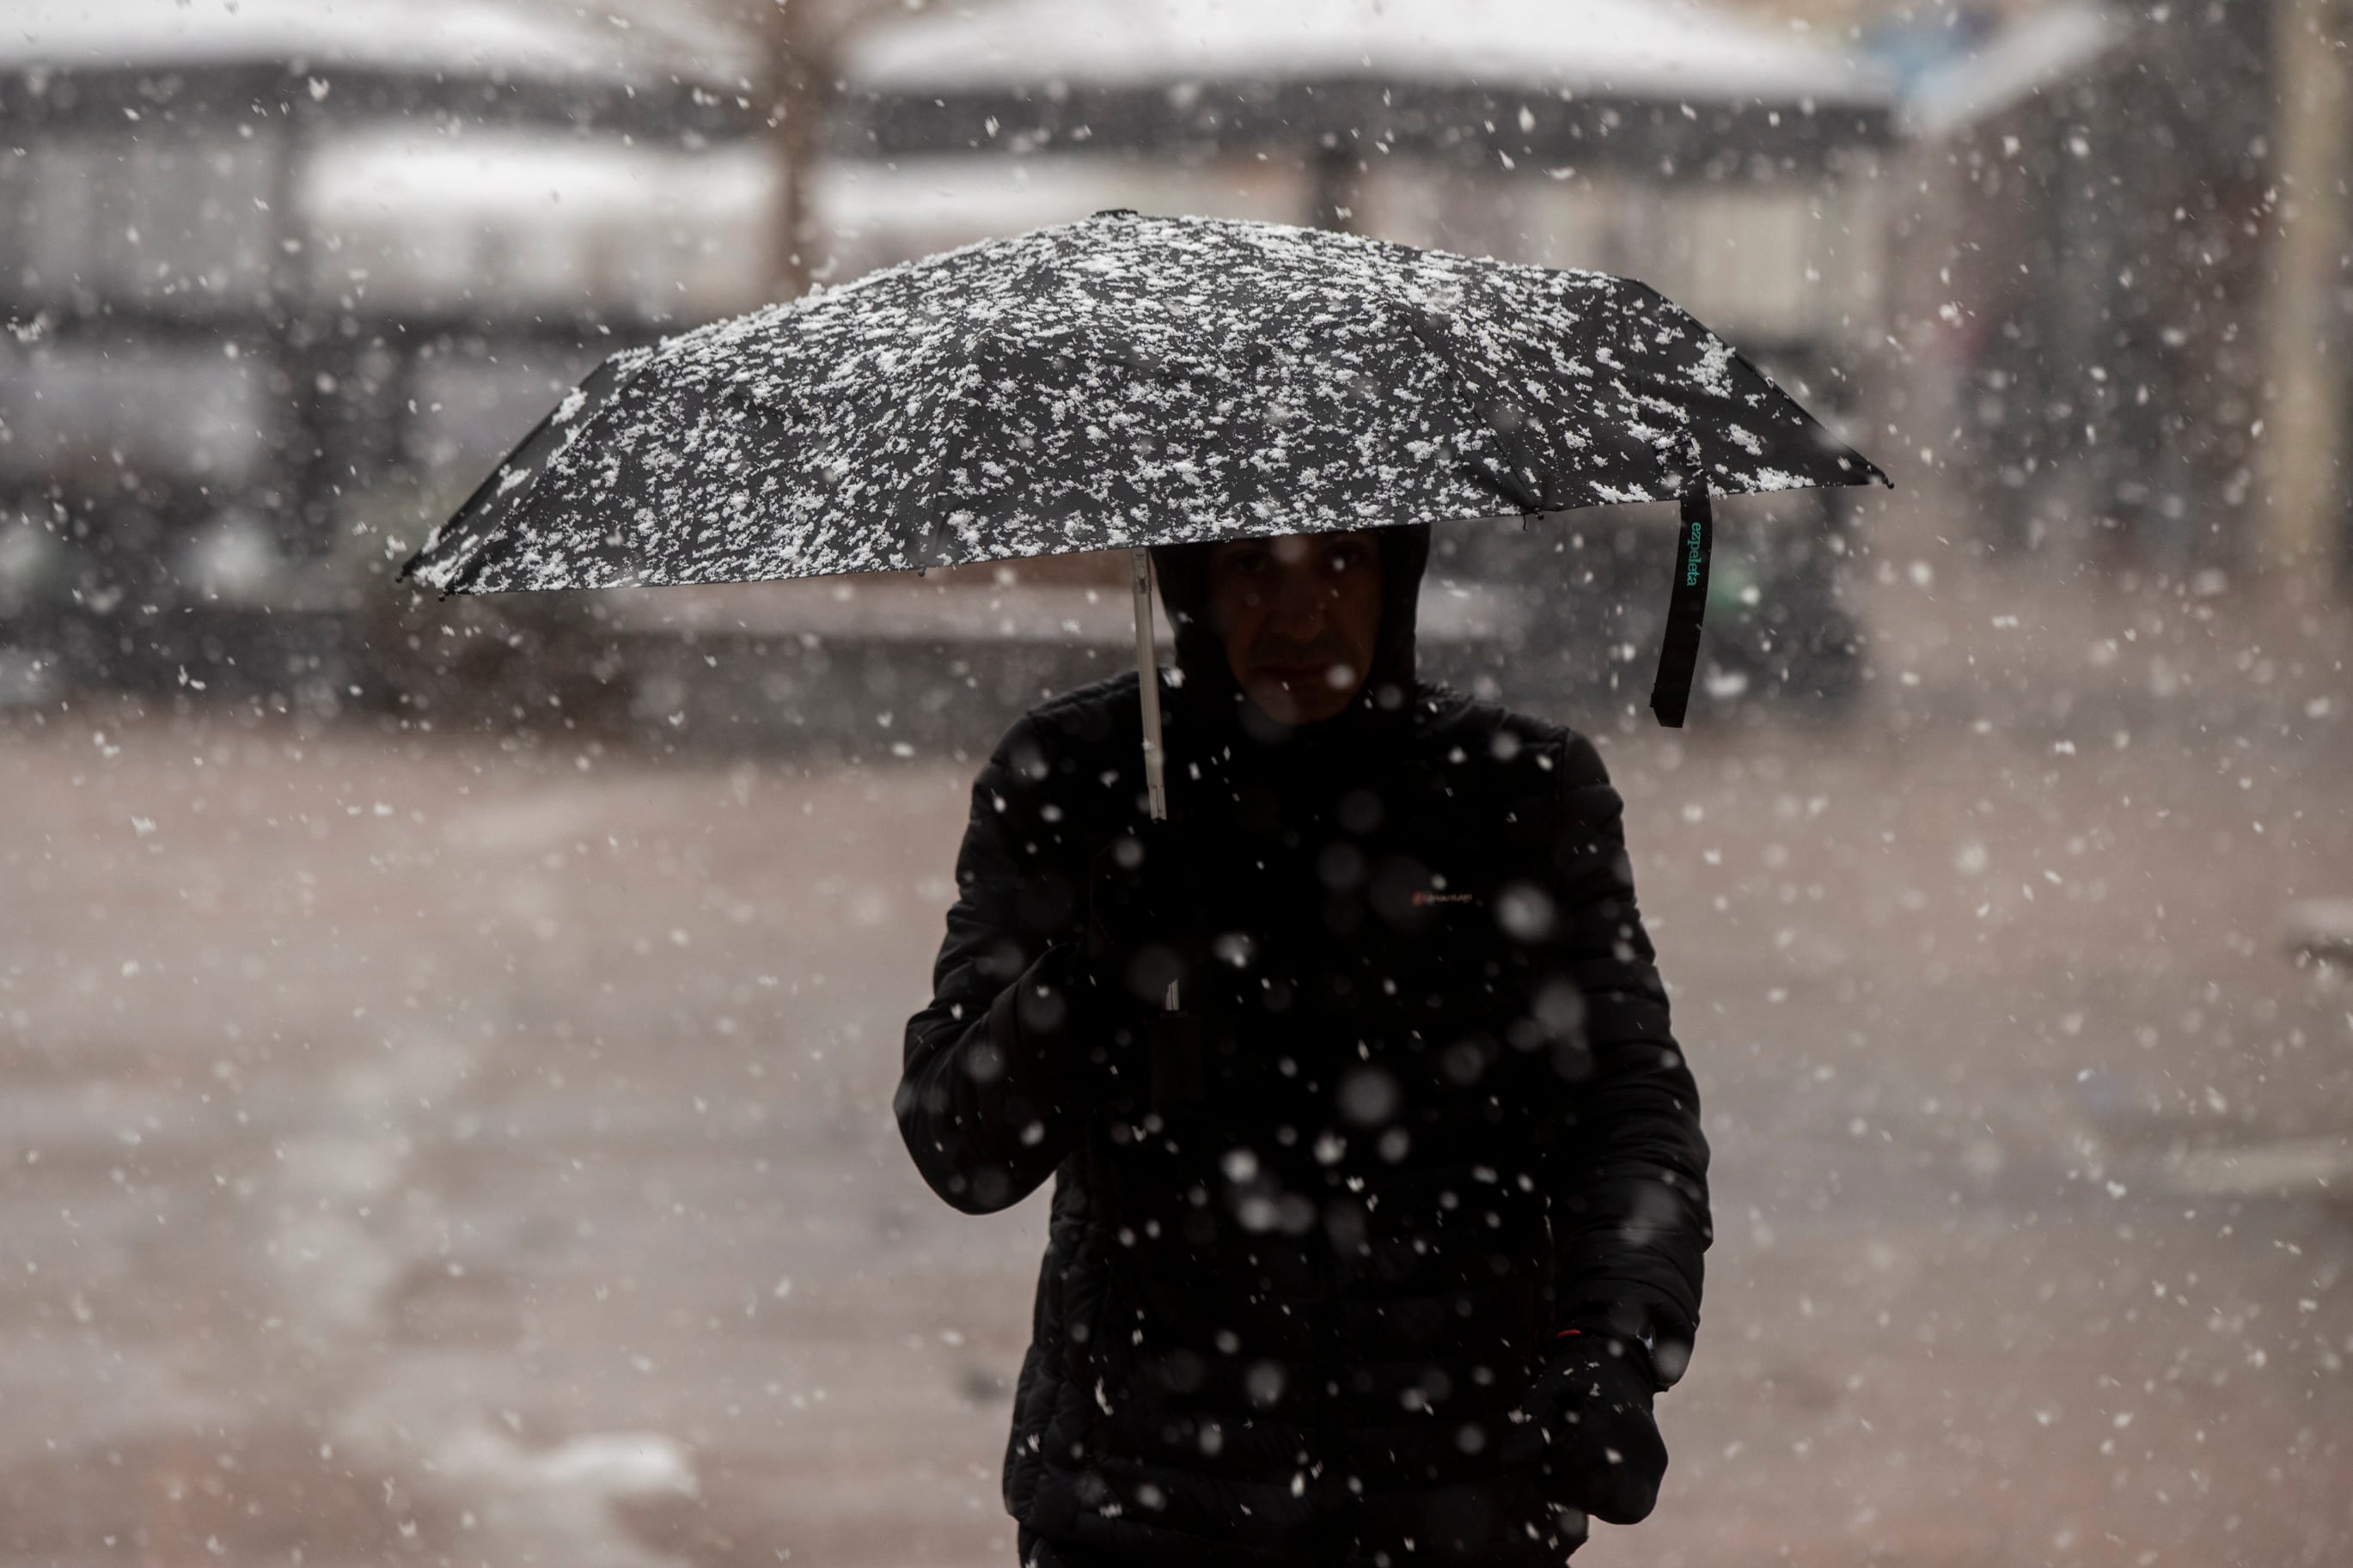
[[1268, 563, 1332, 638]]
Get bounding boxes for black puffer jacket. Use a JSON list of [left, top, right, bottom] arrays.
[[898, 528, 1711, 1567]]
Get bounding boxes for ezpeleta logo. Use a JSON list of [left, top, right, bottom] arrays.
[[1684, 513, 1704, 586], [1411, 889, 1478, 906]]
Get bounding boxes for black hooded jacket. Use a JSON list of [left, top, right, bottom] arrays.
[[897, 527, 1712, 1566]]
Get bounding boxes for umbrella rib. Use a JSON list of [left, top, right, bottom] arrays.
[[1386, 294, 1569, 517]]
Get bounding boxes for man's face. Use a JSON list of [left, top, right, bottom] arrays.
[[1202, 530, 1384, 726]]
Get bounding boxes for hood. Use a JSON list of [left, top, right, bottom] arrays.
[[1146, 522, 1431, 766]]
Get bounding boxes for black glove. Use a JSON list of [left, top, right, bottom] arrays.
[[989, 938, 1127, 1115], [1533, 1327, 1670, 1526], [1085, 820, 1219, 1114], [1084, 818, 1207, 1006], [981, 821, 1206, 1123]]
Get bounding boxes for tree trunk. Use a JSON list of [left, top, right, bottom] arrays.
[[2263, 0, 2351, 591], [756, 17, 825, 303]]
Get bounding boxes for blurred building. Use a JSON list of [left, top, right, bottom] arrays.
[[0, 0, 765, 691], [1888, 2, 2284, 584]]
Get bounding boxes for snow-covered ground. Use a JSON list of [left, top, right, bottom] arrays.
[[0, 554, 2347, 1566]]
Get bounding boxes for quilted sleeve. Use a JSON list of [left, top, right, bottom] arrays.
[[895, 716, 1114, 1215], [1538, 730, 1714, 1391]]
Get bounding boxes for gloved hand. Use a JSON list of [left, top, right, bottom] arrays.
[[1084, 818, 1207, 1006], [992, 939, 1125, 1113], [984, 820, 1207, 1123], [1532, 1327, 1670, 1526]]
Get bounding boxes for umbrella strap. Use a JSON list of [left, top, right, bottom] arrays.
[[1647, 487, 1714, 729]]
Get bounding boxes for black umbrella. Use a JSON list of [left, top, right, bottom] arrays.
[[400, 210, 1887, 808]]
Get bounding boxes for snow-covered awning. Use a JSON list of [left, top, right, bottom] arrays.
[[839, 0, 1897, 171], [1, 0, 754, 93], [850, 0, 1895, 113], [0, 0, 763, 141]]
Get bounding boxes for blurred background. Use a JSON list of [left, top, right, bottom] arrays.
[[0, 1, 2348, 1564]]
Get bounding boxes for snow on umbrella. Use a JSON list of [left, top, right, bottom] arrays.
[[398, 210, 1888, 807]]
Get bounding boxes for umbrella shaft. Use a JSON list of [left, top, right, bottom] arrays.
[[1129, 547, 1170, 822], [1128, 546, 1177, 1012]]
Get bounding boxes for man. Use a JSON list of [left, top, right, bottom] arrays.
[[897, 522, 1713, 1567]]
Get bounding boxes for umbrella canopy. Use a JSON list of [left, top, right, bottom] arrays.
[[403, 210, 1881, 584], [399, 210, 1887, 732]]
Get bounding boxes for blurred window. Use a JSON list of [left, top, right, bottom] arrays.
[[1403, 168, 1849, 596], [0, 131, 276, 308], [813, 152, 1311, 279], [0, 337, 275, 483], [299, 128, 775, 321], [1625, 184, 1824, 343], [1350, 162, 1831, 346]]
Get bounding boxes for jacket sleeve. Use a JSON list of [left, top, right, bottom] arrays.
[[1539, 730, 1714, 1392], [895, 716, 1117, 1216]]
